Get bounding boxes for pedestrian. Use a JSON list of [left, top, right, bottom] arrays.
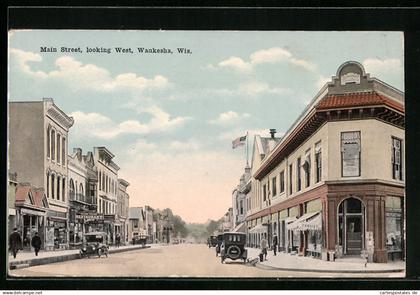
[[272, 235, 278, 256], [31, 232, 42, 256], [260, 234, 268, 261], [9, 228, 22, 259], [116, 233, 121, 248]]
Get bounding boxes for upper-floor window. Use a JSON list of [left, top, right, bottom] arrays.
[[272, 176, 277, 197], [62, 137, 66, 166], [304, 150, 311, 188], [297, 157, 302, 191], [57, 134, 61, 164], [51, 174, 55, 199], [289, 164, 293, 195], [51, 129, 56, 161], [315, 141, 322, 183], [240, 200, 244, 215], [392, 137, 403, 181], [47, 126, 51, 158], [341, 131, 361, 177], [263, 184, 267, 202], [280, 170, 285, 193]]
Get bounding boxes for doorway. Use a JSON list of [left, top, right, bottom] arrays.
[[338, 197, 365, 255]]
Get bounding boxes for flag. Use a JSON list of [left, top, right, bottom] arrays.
[[232, 135, 246, 149]]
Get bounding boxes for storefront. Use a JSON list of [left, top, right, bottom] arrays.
[[18, 208, 46, 250], [46, 211, 68, 250]]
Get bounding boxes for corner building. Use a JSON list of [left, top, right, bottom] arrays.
[[9, 98, 74, 250], [247, 61, 404, 263]]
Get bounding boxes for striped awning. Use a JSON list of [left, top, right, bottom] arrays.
[[288, 211, 321, 231]]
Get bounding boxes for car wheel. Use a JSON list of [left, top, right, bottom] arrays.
[[226, 245, 241, 260]]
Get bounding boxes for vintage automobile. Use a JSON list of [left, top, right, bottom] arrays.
[[132, 235, 148, 247], [215, 234, 223, 256], [208, 235, 218, 248], [79, 232, 109, 258], [220, 232, 247, 263]]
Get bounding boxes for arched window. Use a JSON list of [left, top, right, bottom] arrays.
[[69, 179, 75, 201], [79, 183, 84, 198], [51, 129, 56, 161], [57, 176, 61, 201], [47, 126, 51, 158]]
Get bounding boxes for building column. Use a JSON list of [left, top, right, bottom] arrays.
[[325, 196, 338, 252], [366, 196, 387, 263]]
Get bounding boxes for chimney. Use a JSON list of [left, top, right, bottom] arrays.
[[269, 129, 276, 139]]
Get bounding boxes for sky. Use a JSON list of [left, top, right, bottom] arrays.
[[8, 30, 404, 223]]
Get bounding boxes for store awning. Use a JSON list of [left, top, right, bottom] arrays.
[[249, 223, 267, 234], [232, 222, 246, 233], [288, 211, 321, 231]]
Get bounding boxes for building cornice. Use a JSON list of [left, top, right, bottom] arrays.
[[44, 98, 74, 130]]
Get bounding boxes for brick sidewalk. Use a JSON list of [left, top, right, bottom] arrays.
[[246, 247, 405, 274]]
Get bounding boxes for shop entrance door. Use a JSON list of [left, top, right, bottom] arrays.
[[346, 215, 362, 254]]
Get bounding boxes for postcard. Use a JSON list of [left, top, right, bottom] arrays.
[[7, 30, 405, 278]]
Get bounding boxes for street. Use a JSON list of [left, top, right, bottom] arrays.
[[9, 244, 402, 278]]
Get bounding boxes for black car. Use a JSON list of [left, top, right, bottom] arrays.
[[215, 234, 223, 256], [220, 232, 247, 263], [208, 235, 218, 248]]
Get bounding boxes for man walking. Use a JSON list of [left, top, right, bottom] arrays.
[[9, 228, 22, 259], [31, 232, 42, 256], [272, 235, 278, 256], [260, 234, 268, 261]]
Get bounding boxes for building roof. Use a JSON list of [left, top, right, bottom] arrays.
[[316, 91, 404, 113], [129, 207, 143, 219], [15, 184, 48, 209]]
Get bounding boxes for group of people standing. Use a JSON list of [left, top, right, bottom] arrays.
[[9, 228, 42, 258]]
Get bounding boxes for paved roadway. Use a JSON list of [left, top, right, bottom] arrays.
[[9, 244, 401, 278]]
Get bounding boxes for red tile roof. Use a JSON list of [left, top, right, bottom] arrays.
[[15, 184, 47, 209], [316, 91, 404, 113]]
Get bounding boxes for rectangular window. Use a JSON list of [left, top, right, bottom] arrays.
[[341, 131, 361, 177], [289, 164, 293, 195], [47, 128, 50, 158], [240, 200, 244, 215], [386, 196, 403, 254], [315, 141, 322, 183], [263, 184, 267, 201], [51, 130, 55, 161], [57, 134, 61, 164], [272, 177, 277, 196], [304, 150, 311, 188], [297, 157, 302, 191], [280, 171, 285, 193], [62, 138, 66, 166], [392, 137, 403, 181]]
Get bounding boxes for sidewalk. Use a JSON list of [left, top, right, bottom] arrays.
[[246, 247, 405, 274], [8, 244, 151, 270]]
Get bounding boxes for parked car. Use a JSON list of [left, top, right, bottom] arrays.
[[132, 235, 147, 247], [215, 234, 223, 256], [79, 232, 109, 258], [220, 232, 247, 263], [208, 235, 218, 248]]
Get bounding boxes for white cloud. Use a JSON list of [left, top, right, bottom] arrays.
[[9, 48, 170, 93], [315, 75, 331, 89], [209, 111, 250, 125], [214, 81, 291, 97], [208, 47, 316, 73], [362, 58, 403, 78], [69, 106, 190, 140], [217, 56, 252, 73]]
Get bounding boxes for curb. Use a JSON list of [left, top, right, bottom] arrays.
[[9, 245, 151, 270], [254, 262, 405, 274]]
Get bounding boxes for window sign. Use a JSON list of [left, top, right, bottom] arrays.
[[341, 131, 361, 177]]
